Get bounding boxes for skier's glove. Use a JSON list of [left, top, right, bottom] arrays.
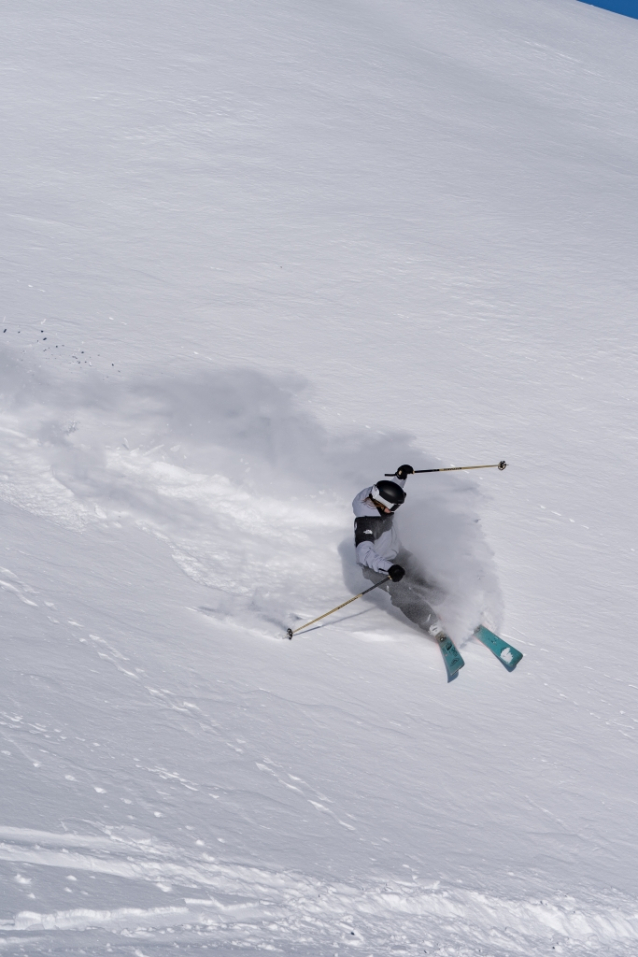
[[387, 564, 405, 582], [395, 464, 414, 480]]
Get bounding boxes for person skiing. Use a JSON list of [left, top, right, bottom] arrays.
[[352, 465, 444, 638]]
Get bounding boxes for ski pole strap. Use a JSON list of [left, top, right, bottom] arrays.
[[286, 575, 391, 638], [385, 460, 507, 476]]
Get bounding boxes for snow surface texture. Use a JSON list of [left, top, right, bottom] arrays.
[[1, 0, 638, 954]]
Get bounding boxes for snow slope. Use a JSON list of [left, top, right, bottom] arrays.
[[1, 0, 638, 953]]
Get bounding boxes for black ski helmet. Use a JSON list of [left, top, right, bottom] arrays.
[[370, 479, 406, 512]]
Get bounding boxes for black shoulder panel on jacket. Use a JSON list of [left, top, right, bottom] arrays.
[[354, 514, 394, 547]]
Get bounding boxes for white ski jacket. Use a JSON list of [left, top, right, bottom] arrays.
[[351, 479, 406, 573]]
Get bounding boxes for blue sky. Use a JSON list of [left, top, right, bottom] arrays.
[[578, 0, 638, 18]]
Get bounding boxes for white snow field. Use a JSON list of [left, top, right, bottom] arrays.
[[1, 0, 638, 953]]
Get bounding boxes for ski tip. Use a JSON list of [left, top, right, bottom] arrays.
[[285, 628, 293, 640], [437, 633, 465, 680], [501, 651, 523, 672], [445, 655, 465, 681], [499, 646, 523, 668], [475, 624, 524, 672]]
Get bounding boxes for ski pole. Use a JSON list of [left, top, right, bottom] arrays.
[[385, 460, 507, 476], [285, 576, 391, 639]]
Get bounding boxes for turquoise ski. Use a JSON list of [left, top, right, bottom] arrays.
[[475, 625, 523, 672], [438, 632, 465, 680]]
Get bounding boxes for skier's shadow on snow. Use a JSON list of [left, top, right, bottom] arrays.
[[337, 539, 440, 645], [338, 540, 462, 682], [290, 604, 377, 637]]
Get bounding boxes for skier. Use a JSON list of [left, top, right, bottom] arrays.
[[352, 465, 444, 638]]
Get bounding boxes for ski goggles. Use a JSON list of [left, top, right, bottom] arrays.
[[370, 486, 403, 511]]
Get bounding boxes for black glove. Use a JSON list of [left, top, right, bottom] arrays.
[[387, 564, 405, 582], [395, 464, 414, 480]]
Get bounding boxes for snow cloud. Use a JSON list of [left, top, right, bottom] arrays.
[[0, 347, 501, 638]]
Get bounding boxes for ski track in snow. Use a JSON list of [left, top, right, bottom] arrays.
[[0, 827, 636, 956]]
